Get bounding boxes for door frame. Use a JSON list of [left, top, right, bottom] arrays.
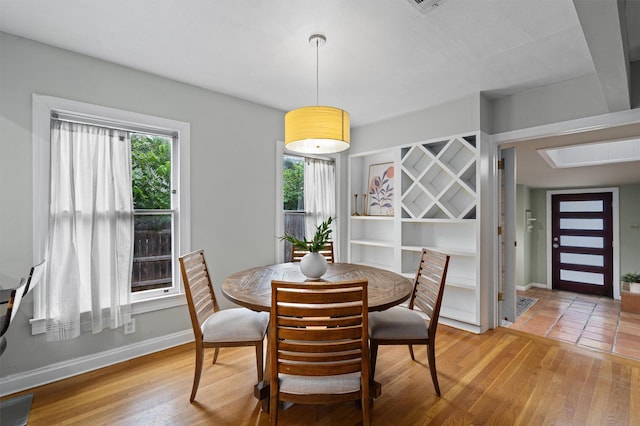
[[499, 147, 517, 323], [546, 187, 620, 300]]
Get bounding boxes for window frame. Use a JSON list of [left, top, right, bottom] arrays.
[[31, 94, 191, 334]]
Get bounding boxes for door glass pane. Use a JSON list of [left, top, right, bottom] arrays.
[[560, 253, 604, 267], [559, 200, 603, 212], [560, 235, 604, 248], [560, 269, 604, 285], [559, 218, 603, 230]]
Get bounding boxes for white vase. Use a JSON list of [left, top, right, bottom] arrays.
[[299, 252, 327, 280]]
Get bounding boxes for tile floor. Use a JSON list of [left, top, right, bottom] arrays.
[[507, 287, 640, 361]]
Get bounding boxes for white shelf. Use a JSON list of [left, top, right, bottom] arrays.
[[400, 136, 477, 220], [349, 260, 395, 271], [351, 215, 394, 221], [439, 305, 477, 325], [400, 272, 476, 290], [401, 218, 475, 224], [349, 132, 483, 332], [351, 239, 395, 248], [401, 245, 476, 256], [446, 275, 476, 289]]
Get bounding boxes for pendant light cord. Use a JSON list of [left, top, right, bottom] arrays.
[[315, 37, 319, 106], [309, 34, 326, 106]]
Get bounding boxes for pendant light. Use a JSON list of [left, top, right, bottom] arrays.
[[285, 34, 350, 154]]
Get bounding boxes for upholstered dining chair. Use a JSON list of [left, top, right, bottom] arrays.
[[179, 250, 269, 403], [269, 279, 370, 425], [368, 248, 450, 396], [290, 241, 334, 263]]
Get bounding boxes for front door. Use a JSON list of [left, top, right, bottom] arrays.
[[551, 192, 613, 296]]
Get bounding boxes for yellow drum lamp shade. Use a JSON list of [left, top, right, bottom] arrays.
[[285, 106, 350, 154]]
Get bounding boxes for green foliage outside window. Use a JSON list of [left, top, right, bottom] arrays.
[[131, 134, 171, 210], [283, 156, 304, 211]]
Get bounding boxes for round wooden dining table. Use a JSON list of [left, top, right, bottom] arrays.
[[221, 262, 413, 313], [221, 262, 413, 406]]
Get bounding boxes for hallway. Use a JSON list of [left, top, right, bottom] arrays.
[[508, 287, 640, 361]]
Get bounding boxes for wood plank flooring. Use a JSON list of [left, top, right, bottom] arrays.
[[4, 325, 640, 425]]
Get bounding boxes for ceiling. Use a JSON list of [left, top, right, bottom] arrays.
[[1, 0, 639, 188]]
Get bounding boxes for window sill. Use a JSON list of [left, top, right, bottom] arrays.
[[30, 293, 187, 335]]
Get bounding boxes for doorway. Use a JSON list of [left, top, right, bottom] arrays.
[[550, 192, 614, 297]]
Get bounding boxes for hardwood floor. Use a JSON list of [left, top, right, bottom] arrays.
[[5, 325, 640, 425]]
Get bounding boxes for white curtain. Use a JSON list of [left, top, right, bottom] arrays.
[[45, 120, 133, 341], [304, 158, 337, 259]]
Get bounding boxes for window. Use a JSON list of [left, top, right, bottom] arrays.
[[279, 150, 337, 262], [31, 95, 190, 334], [282, 155, 305, 261], [130, 133, 176, 300]]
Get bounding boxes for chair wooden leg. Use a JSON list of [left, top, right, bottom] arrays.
[[190, 346, 205, 403], [427, 343, 440, 396], [370, 342, 379, 381], [408, 344, 415, 361], [212, 347, 219, 364], [269, 388, 278, 424], [362, 380, 371, 425], [256, 340, 264, 382]]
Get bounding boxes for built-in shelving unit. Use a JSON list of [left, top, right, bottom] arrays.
[[348, 133, 486, 333]]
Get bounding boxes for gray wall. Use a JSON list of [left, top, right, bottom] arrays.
[[350, 94, 481, 154], [515, 184, 532, 287], [0, 32, 283, 377], [632, 60, 640, 109], [524, 185, 640, 287], [490, 73, 609, 134], [620, 184, 640, 275], [529, 189, 548, 284]]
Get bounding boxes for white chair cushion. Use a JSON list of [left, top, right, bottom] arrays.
[[279, 372, 361, 395], [369, 306, 429, 340], [201, 308, 269, 342]]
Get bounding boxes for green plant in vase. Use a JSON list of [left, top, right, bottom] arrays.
[[280, 216, 333, 253], [280, 217, 334, 279], [621, 272, 640, 284], [622, 272, 640, 294]]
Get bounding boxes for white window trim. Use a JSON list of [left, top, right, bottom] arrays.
[[31, 94, 191, 334]]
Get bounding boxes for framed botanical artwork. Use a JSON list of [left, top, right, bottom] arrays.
[[367, 162, 394, 216]]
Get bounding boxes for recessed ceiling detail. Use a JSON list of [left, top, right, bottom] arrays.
[[538, 139, 640, 168]]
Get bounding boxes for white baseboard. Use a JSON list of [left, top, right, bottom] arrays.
[[517, 282, 548, 291], [1, 329, 193, 397], [531, 282, 549, 289]]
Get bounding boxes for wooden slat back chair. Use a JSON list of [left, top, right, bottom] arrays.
[[179, 250, 269, 403], [290, 241, 334, 263], [368, 249, 450, 396], [269, 279, 371, 425], [1, 260, 46, 339]]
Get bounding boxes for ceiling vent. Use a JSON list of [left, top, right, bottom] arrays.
[[406, 0, 447, 14]]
